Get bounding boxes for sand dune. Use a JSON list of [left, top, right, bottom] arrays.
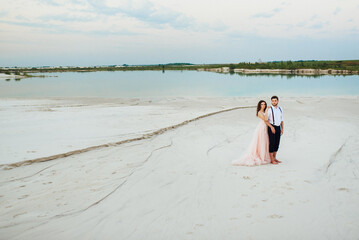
[[0, 97, 358, 239]]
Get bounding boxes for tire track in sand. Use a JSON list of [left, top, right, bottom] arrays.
[[1, 105, 255, 170]]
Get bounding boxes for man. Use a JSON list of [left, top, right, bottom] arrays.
[[267, 96, 284, 164]]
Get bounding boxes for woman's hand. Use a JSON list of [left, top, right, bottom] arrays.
[[271, 127, 276, 134]]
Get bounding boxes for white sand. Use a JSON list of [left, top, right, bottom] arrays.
[[0, 97, 245, 165], [0, 96, 358, 239]]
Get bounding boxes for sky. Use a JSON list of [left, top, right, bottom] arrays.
[[0, 0, 358, 67]]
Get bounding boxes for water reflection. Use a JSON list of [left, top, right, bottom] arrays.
[[219, 71, 352, 79], [4, 78, 22, 81], [0, 70, 358, 98]]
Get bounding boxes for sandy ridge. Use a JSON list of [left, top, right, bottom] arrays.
[[0, 105, 255, 170]]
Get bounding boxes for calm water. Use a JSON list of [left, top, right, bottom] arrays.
[[1, 71, 358, 98]]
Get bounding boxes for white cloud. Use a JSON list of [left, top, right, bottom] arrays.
[[1, 0, 358, 38], [251, 7, 283, 18], [333, 7, 341, 15], [0, 0, 358, 66]]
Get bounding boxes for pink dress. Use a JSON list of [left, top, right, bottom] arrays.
[[232, 112, 271, 166]]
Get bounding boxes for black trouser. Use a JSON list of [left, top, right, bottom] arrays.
[[268, 124, 281, 153]]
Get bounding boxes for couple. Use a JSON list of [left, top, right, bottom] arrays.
[[232, 96, 284, 166]]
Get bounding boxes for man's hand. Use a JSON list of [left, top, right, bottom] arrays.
[[271, 127, 276, 134], [281, 129, 283, 136]]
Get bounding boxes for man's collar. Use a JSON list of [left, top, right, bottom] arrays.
[[271, 105, 278, 108]]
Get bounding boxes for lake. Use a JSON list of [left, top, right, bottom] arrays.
[[1, 71, 358, 98]]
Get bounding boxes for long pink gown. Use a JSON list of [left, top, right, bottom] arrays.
[[232, 112, 271, 166]]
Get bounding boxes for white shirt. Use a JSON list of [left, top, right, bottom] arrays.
[[267, 105, 283, 126]]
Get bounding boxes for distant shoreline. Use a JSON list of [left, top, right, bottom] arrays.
[[199, 67, 359, 75], [1, 68, 358, 79], [1, 60, 359, 77]]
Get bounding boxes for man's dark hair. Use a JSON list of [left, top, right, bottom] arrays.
[[271, 96, 279, 100]]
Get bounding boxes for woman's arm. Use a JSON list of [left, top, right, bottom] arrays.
[[257, 113, 266, 121], [258, 111, 276, 133], [258, 113, 271, 125]]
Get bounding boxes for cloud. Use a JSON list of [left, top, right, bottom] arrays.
[[87, 29, 140, 36], [0, 19, 138, 36], [37, 0, 62, 6], [310, 14, 318, 20], [86, 0, 193, 30], [227, 31, 245, 39], [309, 21, 329, 30], [1, 0, 359, 67], [0, 19, 55, 29], [40, 14, 94, 23], [87, 0, 120, 15], [0, 10, 8, 17], [310, 23, 324, 29], [296, 21, 307, 27], [252, 8, 282, 18], [333, 7, 341, 15]]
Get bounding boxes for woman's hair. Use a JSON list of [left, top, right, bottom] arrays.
[[256, 100, 267, 116]]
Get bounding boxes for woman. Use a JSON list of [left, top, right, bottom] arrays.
[[232, 100, 277, 166]]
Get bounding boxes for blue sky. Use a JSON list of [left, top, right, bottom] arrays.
[[0, 0, 358, 67]]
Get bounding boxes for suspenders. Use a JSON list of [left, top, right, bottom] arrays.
[[271, 106, 275, 124], [270, 106, 282, 125]]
